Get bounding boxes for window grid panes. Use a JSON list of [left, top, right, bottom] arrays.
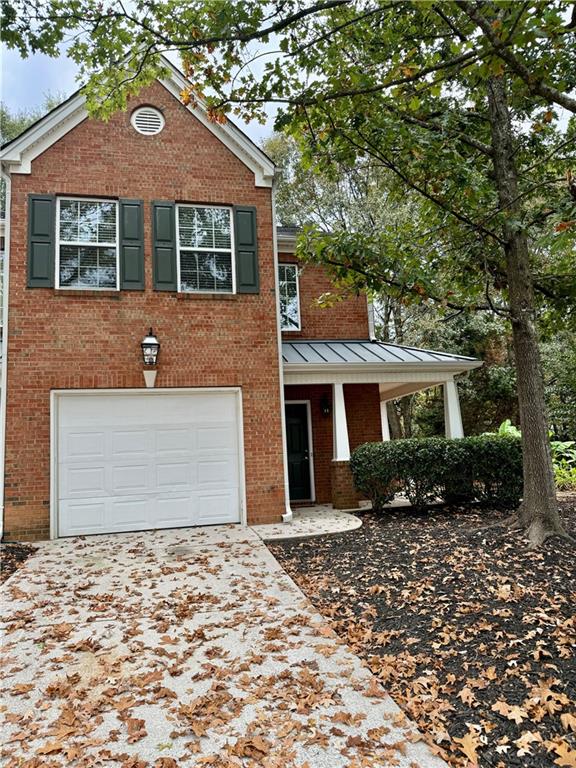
[[177, 206, 233, 293], [58, 199, 118, 289], [279, 264, 300, 330]]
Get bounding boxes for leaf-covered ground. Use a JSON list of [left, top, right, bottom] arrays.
[[1, 526, 446, 768], [269, 496, 576, 768], [1, 542, 37, 583]]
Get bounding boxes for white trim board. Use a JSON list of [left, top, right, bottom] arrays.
[[1, 56, 275, 188], [283, 366, 479, 386], [271, 187, 293, 523], [50, 387, 247, 539], [0, 174, 11, 538]]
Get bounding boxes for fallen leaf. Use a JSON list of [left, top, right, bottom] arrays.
[[453, 730, 481, 765]]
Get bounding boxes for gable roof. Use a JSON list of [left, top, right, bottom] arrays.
[[0, 56, 275, 187]]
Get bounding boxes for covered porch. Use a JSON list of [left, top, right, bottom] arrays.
[[282, 339, 482, 510]]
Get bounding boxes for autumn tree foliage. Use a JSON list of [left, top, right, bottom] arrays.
[[3, 1, 576, 546]]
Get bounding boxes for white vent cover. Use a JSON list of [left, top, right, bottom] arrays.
[[131, 106, 165, 136]]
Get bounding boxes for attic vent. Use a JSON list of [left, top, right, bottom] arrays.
[[131, 106, 165, 136]]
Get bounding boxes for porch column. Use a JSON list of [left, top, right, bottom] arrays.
[[380, 400, 391, 441], [444, 379, 464, 438], [332, 383, 351, 460]]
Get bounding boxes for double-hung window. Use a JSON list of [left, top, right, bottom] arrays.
[[279, 263, 301, 331], [57, 198, 118, 289], [177, 205, 234, 293]]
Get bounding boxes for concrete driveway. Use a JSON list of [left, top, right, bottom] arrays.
[[1, 526, 447, 767]]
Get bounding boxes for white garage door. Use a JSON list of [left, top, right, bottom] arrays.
[[56, 390, 242, 537]]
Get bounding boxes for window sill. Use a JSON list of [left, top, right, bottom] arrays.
[[176, 292, 239, 301], [51, 289, 122, 299]]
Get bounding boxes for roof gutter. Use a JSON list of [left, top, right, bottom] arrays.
[[277, 234, 297, 253]]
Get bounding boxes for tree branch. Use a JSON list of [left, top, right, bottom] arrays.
[[346, 123, 503, 243], [457, 1, 576, 113], [34, 0, 353, 51], [313, 253, 508, 313]]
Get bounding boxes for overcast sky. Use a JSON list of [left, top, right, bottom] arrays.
[[1, 46, 276, 145]]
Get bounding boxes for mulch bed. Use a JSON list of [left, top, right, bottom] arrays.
[[1, 542, 37, 583], [269, 496, 576, 768]]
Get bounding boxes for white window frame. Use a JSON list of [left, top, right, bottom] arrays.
[[279, 262, 301, 332], [55, 196, 120, 291], [176, 203, 236, 295]]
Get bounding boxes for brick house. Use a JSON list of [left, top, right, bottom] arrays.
[[0, 59, 480, 541]]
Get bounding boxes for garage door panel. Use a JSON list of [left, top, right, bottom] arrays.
[[154, 496, 193, 526], [59, 500, 106, 535], [112, 429, 152, 457], [195, 490, 239, 525], [110, 463, 152, 493], [60, 465, 107, 497], [197, 457, 237, 486], [61, 431, 106, 463], [197, 424, 236, 451], [156, 427, 194, 455], [57, 391, 242, 536], [156, 461, 193, 489], [107, 497, 150, 530]]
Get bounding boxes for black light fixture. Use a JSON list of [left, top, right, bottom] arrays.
[[320, 393, 331, 417], [141, 328, 160, 366]]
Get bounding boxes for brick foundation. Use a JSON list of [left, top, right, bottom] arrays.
[[331, 460, 362, 509]]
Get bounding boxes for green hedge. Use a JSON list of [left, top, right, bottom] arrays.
[[350, 435, 523, 510]]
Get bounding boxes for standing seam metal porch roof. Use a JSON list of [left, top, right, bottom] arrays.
[[282, 339, 480, 367]]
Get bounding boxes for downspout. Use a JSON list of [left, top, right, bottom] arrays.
[[271, 178, 293, 523], [0, 166, 11, 539]]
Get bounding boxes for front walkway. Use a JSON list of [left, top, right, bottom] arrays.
[[1, 526, 447, 767], [252, 505, 363, 540]]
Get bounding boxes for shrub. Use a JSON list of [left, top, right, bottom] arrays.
[[554, 462, 576, 491], [350, 435, 523, 511], [551, 439, 576, 467]]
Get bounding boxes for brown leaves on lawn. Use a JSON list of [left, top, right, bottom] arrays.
[[453, 729, 481, 765], [0, 542, 37, 583], [270, 497, 576, 768]]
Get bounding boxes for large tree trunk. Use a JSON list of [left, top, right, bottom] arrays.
[[400, 397, 413, 438], [386, 401, 403, 439], [487, 77, 567, 547]]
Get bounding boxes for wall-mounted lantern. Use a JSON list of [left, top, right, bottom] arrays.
[[320, 393, 331, 417], [141, 328, 160, 387]]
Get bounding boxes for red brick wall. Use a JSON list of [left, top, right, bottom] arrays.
[[284, 383, 381, 504], [4, 81, 285, 540], [345, 384, 383, 453], [279, 255, 370, 340]]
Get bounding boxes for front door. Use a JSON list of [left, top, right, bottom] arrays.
[[285, 403, 312, 501]]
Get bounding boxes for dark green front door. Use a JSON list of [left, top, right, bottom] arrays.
[[285, 403, 312, 501]]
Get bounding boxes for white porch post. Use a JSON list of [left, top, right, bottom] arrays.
[[380, 400, 391, 441], [333, 383, 351, 460], [444, 379, 464, 439]]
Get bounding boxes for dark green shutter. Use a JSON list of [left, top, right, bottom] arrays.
[[152, 201, 177, 291], [234, 206, 259, 293], [27, 194, 55, 288], [119, 199, 145, 290]]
